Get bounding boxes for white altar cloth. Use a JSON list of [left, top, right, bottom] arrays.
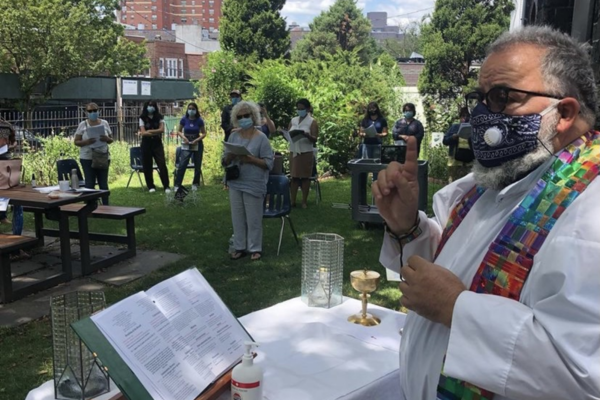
[[26, 297, 405, 400]]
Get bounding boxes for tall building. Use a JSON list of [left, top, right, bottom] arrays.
[[119, 0, 222, 33], [367, 12, 402, 42]]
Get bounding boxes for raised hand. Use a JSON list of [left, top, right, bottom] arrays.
[[371, 136, 419, 235]]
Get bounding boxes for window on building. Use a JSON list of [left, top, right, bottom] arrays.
[[122, 6, 127, 11], [152, 14, 157, 20], [192, 0, 195, 5], [181, 17, 187, 23], [209, 0, 214, 6], [122, 14, 126, 20], [152, 24, 157, 29], [159, 58, 165, 77], [193, 19, 198, 25], [209, 9, 214, 15], [181, 0, 187, 5], [209, 27, 214, 32], [182, 9, 186, 14], [151, 5, 156, 10], [179, 59, 184, 78], [166, 58, 178, 78], [209, 17, 214, 23], [192, 9, 195, 14]]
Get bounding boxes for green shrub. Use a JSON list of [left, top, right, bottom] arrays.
[[21, 136, 131, 186], [428, 144, 449, 182]]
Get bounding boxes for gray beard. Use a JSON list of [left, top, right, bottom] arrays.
[[472, 112, 559, 190]]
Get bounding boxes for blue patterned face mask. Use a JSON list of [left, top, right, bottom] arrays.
[[470, 101, 558, 168]]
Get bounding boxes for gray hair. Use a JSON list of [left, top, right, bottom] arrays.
[[488, 25, 597, 125], [230, 101, 261, 129]]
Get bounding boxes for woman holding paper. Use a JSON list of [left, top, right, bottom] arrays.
[[391, 102, 424, 156], [287, 98, 318, 209], [74, 102, 113, 205], [139, 101, 171, 193], [222, 101, 274, 261], [359, 101, 388, 159], [174, 102, 206, 191]]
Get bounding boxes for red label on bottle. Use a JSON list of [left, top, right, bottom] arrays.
[[232, 379, 260, 389]]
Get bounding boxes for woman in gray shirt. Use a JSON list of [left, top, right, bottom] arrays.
[[222, 101, 274, 261]]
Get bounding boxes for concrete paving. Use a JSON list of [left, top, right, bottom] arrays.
[[1, 239, 184, 328]]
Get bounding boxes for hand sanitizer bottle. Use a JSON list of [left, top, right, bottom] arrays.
[[231, 342, 262, 400]]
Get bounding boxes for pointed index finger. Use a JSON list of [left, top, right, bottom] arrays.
[[402, 136, 419, 181]]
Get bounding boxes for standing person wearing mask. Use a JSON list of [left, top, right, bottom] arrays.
[[175, 102, 206, 191], [443, 107, 474, 182], [138, 101, 171, 193], [287, 98, 319, 209], [74, 103, 113, 205], [359, 101, 388, 158], [222, 101, 274, 261], [392, 102, 425, 156], [221, 89, 242, 143]]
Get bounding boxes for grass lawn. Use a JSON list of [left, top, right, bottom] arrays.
[[0, 173, 443, 400]]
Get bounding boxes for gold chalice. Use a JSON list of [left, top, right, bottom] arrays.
[[348, 269, 381, 326]]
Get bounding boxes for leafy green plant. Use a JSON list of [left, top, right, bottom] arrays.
[[427, 144, 449, 183]]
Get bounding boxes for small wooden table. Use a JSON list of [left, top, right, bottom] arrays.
[[0, 185, 107, 300]]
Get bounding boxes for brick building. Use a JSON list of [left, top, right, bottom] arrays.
[[126, 35, 189, 79], [118, 0, 222, 33]]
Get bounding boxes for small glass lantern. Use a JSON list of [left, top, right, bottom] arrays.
[[301, 233, 344, 308], [51, 291, 110, 399]]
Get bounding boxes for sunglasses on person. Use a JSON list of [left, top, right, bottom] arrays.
[[87, 109, 98, 113], [236, 113, 252, 120], [466, 86, 562, 113]]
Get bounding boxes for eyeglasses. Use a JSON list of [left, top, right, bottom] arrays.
[[466, 86, 562, 113], [236, 113, 252, 120], [87, 109, 98, 113]]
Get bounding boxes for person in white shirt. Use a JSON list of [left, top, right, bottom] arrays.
[[374, 26, 600, 400], [74, 102, 113, 205]]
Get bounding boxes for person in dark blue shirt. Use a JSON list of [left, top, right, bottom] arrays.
[[359, 101, 388, 159], [175, 102, 206, 190]]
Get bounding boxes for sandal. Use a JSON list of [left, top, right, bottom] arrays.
[[230, 251, 247, 260], [250, 252, 262, 261]]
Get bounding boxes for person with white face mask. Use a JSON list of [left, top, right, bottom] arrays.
[[222, 101, 274, 261], [174, 102, 206, 192], [74, 102, 113, 205], [373, 26, 600, 400], [287, 98, 319, 208]]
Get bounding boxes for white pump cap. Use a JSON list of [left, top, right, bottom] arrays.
[[483, 127, 503, 147], [243, 341, 259, 360]]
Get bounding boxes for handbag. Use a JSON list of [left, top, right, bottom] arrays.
[[225, 165, 240, 181], [0, 158, 22, 189], [91, 149, 110, 169]]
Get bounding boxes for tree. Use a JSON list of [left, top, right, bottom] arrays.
[[220, 0, 290, 61], [417, 0, 514, 129], [292, 0, 377, 64], [0, 0, 149, 114], [379, 21, 423, 59]]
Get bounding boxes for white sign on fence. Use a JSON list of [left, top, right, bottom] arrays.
[[122, 80, 138, 95], [141, 81, 151, 96], [430, 132, 444, 147]]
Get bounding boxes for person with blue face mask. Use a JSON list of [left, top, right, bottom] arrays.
[[138, 101, 171, 193], [222, 101, 274, 261], [221, 89, 242, 143], [286, 98, 319, 208], [373, 26, 600, 400], [174, 102, 206, 192], [392, 103, 424, 156], [73, 102, 113, 205]]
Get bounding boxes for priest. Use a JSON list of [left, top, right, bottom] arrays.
[[374, 26, 600, 400]]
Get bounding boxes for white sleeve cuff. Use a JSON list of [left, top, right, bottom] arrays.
[[379, 210, 439, 273], [444, 291, 530, 395]]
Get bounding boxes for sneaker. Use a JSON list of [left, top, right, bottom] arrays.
[[149, 188, 156, 193], [174, 186, 179, 192], [191, 185, 198, 191], [165, 188, 171, 194]]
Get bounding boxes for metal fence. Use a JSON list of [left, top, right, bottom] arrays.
[[0, 102, 184, 152]]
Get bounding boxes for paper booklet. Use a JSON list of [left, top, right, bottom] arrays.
[[0, 197, 8, 212], [86, 124, 107, 149], [281, 129, 306, 143], [73, 268, 252, 400], [364, 124, 378, 138], [223, 142, 252, 156]]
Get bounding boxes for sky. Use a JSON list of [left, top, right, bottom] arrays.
[[281, 0, 437, 28]]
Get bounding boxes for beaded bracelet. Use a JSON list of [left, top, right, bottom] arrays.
[[385, 216, 422, 246]]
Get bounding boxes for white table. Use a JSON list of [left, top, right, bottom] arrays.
[[26, 297, 405, 400]]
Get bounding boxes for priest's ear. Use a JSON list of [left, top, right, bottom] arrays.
[[555, 97, 580, 133]]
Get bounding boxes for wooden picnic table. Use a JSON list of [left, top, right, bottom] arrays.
[[0, 185, 107, 300]]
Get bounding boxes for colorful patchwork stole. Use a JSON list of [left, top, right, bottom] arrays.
[[435, 131, 600, 400]]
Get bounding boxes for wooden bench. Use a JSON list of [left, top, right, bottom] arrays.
[[0, 234, 40, 303], [24, 205, 146, 276]]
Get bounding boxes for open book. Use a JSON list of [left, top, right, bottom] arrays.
[[72, 268, 252, 400]]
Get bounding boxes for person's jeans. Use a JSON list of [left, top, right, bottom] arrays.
[[141, 138, 170, 190], [80, 159, 110, 205], [0, 206, 23, 235], [175, 144, 203, 187]]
